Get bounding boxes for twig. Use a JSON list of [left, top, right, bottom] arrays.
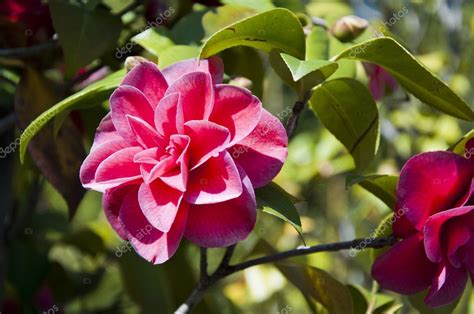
[[199, 247, 208, 284], [0, 40, 59, 59], [285, 92, 312, 137], [175, 236, 397, 313]]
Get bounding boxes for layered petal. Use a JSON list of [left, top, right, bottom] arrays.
[[397, 151, 474, 230], [165, 72, 214, 122], [110, 86, 155, 145], [90, 113, 122, 151], [121, 61, 168, 108], [103, 185, 136, 240], [91, 147, 142, 192], [424, 206, 474, 263], [185, 151, 242, 204], [230, 109, 288, 188], [372, 232, 437, 294], [154, 93, 184, 137], [425, 263, 468, 307], [184, 120, 230, 169], [185, 166, 256, 247], [120, 187, 188, 264], [127, 115, 164, 149], [210, 85, 262, 146], [80, 139, 128, 186], [138, 180, 183, 232], [162, 56, 224, 85]]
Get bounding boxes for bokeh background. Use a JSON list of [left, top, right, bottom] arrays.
[[0, 0, 473, 313]]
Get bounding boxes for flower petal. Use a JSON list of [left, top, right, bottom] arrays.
[[230, 109, 288, 188], [425, 263, 468, 307], [91, 146, 142, 192], [184, 120, 230, 169], [154, 93, 184, 137], [184, 166, 256, 247], [165, 72, 214, 122], [162, 56, 224, 85], [210, 85, 262, 146], [103, 185, 136, 240], [120, 187, 188, 264], [127, 115, 164, 149], [185, 151, 242, 204], [121, 61, 168, 108], [397, 151, 474, 230], [110, 85, 155, 144], [424, 206, 474, 263], [138, 181, 183, 232], [90, 113, 122, 151], [80, 139, 128, 186], [372, 232, 437, 294]]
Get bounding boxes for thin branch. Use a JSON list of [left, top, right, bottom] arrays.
[[199, 247, 208, 284], [175, 236, 397, 313], [0, 40, 59, 59], [285, 92, 312, 138]]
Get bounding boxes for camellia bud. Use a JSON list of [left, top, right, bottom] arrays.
[[331, 15, 369, 43], [125, 56, 148, 72]]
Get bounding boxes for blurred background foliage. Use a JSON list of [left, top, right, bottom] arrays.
[[0, 0, 473, 313]]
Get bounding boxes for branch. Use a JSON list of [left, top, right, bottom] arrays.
[[285, 92, 312, 138], [0, 40, 59, 59], [175, 236, 396, 313]]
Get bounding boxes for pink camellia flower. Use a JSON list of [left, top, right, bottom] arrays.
[[363, 62, 398, 101], [372, 144, 474, 307], [80, 57, 288, 264]]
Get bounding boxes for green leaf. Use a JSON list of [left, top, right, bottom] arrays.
[[346, 285, 369, 314], [132, 28, 175, 57], [221, 0, 275, 11], [346, 175, 398, 209], [49, 0, 122, 77], [202, 5, 257, 38], [281, 53, 338, 89], [19, 69, 125, 163], [329, 36, 356, 79], [278, 263, 354, 314], [373, 300, 402, 314], [449, 129, 474, 157], [200, 8, 305, 59], [335, 37, 474, 121], [255, 182, 303, 238], [309, 78, 380, 171], [306, 27, 330, 60], [157, 45, 200, 68]]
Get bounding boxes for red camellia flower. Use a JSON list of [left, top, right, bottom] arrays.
[[363, 63, 398, 101], [372, 143, 474, 307], [80, 57, 288, 264]]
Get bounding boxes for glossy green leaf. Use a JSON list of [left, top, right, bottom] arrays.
[[255, 182, 303, 238], [347, 285, 369, 314], [157, 45, 200, 68], [202, 5, 257, 38], [221, 0, 275, 11], [200, 8, 305, 59], [346, 175, 398, 209], [49, 0, 122, 77], [132, 28, 175, 57], [335, 37, 474, 121], [278, 263, 354, 314], [19, 69, 125, 163], [309, 78, 380, 170], [329, 36, 356, 79], [306, 27, 330, 60], [449, 129, 474, 157]]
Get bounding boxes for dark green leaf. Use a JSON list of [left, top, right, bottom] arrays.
[[255, 182, 303, 238], [346, 175, 398, 209], [200, 8, 305, 59], [49, 0, 122, 76], [309, 78, 380, 170], [202, 4, 257, 38], [19, 69, 125, 163], [16, 68, 86, 216], [346, 285, 369, 314], [335, 37, 474, 121], [306, 27, 330, 60]]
